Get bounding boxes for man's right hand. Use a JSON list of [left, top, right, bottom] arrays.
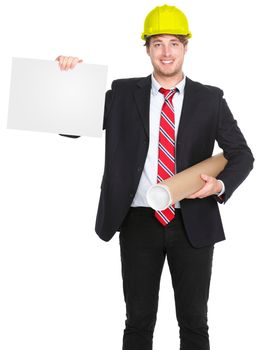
[[55, 55, 83, 71]]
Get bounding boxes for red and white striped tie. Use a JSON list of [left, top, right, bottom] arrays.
[[155, 87, 177, 226]]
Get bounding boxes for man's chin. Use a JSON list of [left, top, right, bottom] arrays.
[[158, 69, 180, 78]]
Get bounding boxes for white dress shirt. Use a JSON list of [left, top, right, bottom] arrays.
[[131, 74, 224, 208]]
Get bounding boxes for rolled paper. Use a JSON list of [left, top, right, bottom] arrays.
[[146, 153, 228, 210]]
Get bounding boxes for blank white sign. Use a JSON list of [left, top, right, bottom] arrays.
[[7, 57, 108, 137]]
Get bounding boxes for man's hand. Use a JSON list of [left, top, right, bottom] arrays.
[[55, 55, 83, 71], [186, 174, 222, 199]]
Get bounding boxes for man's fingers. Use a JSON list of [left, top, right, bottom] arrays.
[[55, 55, 64, 69], [70, 57, 83, 69], [186, 174, 221, 199], [64, 56, 73, 70], [187, 183, 217, 199], [55, 56, 83, 70], [61, 56, 69, 70], [55, 55, 62, 62], [188, 189, 205, 199]]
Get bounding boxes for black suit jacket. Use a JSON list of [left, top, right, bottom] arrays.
[[95, 75, 254, 247]]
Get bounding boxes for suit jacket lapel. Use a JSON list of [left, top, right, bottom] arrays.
[[176, 77, 200, 144], [133, 75, 200, 144], [134, 75, 152, 138]]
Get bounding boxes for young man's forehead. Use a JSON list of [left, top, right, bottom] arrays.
[[150, 35, 181, 42]]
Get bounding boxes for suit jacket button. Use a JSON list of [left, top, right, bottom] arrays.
[[137, 167, 141, 172]]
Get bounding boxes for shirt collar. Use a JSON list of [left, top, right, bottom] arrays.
[[151, 73, 186, 96]]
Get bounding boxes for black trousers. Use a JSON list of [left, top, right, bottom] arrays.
[[119, 207, 214, 350]]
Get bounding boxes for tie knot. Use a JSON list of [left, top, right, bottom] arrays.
[[159, 87, 177, 100]]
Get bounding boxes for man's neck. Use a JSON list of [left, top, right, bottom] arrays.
[[153, 71, 184, 89]]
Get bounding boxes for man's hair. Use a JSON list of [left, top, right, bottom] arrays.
[[144, 35, 189, 47]]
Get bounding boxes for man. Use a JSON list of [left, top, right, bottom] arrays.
[[57, 4, 254, 350]]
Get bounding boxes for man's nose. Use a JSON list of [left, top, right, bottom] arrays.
[[162, 45, 172, 56]]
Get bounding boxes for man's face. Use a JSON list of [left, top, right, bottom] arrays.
[[146, 34, 187, 79]]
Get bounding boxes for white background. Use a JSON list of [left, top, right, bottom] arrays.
[[0, 0, 262, 349]]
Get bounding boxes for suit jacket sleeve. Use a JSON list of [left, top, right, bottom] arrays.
[[214, 91, 254, 204], [102, 81, 117, 130]]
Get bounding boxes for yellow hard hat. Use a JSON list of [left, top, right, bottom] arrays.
[[141, 4, 192, 40]]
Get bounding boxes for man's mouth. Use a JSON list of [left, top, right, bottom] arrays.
[[160, 60, 174, 65]]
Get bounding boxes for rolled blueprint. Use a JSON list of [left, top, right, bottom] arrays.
[[146, 153, 228, 210]]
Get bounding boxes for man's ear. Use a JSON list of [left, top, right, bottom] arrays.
[[184, 43, 188, 53], [146, 46, 150, 56]]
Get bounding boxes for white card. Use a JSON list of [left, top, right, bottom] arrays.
[[7, 57, 108, 137]]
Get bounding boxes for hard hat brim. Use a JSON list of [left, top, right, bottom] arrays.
[[141, 30, 192, 41]]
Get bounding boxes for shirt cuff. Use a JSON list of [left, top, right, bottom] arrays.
[[216, 180, 225, 196]]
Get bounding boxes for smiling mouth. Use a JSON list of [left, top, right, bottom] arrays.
[[161, 60, 174, 64]]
